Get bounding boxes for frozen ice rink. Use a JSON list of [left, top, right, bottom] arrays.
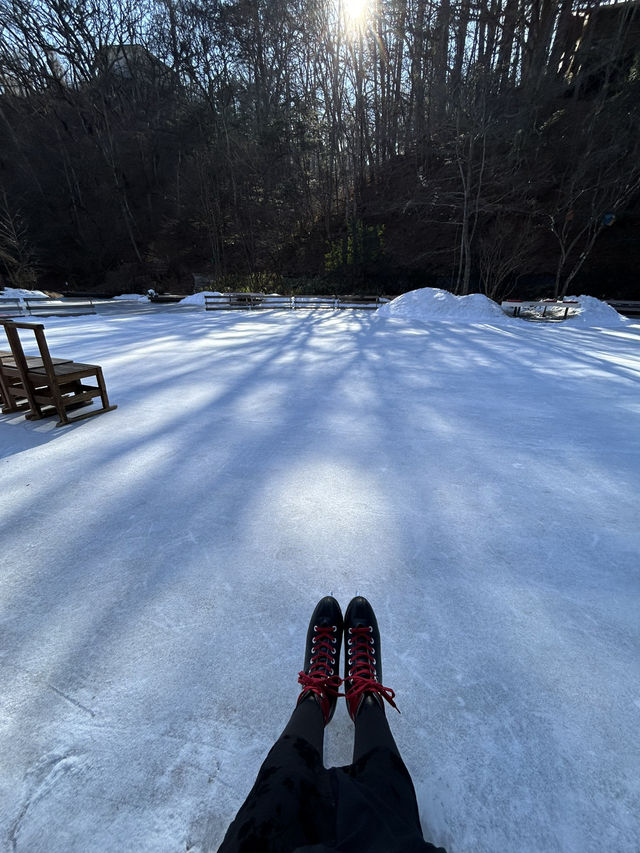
[[1, 295, 638, 851]]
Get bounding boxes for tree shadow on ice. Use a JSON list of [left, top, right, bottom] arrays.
[[1, 310, 638, 851]]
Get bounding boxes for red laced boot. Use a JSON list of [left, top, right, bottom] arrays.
[[344, 596, 399, 721], [297, 596, 344, 725]]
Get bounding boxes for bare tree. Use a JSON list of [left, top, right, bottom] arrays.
[[477, 213, 543, 301], [0, 191, 38, 288], [545, 79, 640, 297]]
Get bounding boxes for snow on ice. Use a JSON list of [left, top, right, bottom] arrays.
[[376, 287, 510, 322], [112, 293, 151, 302], [562, 294, 630, 327], [1, 286, 50, 301], [0, 290, 638, 852], [376, 287, 630, 327], [179, 291, 223, 305]]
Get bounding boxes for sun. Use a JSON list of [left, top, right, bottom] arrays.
[[342, 0, 369, 28]]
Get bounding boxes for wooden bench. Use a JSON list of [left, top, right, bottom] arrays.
[[25, 297, 96, 316], [0, 349, 77, 414], [0, 349, 13, 409], [501, 299, 580, 320], [0, 320, 116, 426]]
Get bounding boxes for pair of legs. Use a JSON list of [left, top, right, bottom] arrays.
[[218, 597, 445, 853], [281, 690, 401, 764]]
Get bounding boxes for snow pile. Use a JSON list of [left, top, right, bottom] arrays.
[[112, 293, 149, 302], [376, 287, 631, 328], [376, 287, 509, 323], [1, 286, 49, 299], [180, 290, 223, 305], [564, 295, 629, 327]]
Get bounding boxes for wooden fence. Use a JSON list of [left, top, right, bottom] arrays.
[[0, 297, 96, 318], [204, 294, 389, 311]]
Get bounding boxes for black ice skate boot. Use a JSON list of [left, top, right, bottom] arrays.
[[297, 596, 344, 725], [344, 596, 399, 721]]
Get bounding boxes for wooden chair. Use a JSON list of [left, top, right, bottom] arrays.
[[1, 346, 77, 415], [0, 349, 13, 409], [0, 320, 116, 426]]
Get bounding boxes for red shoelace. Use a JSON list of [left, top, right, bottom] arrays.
[[298, 625, 343, 699], [346, 626, 399, 712]]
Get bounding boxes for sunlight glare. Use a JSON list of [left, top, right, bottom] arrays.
[[342, 0, 368, 27]]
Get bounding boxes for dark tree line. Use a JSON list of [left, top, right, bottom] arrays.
[[1, 0, 639, 298]]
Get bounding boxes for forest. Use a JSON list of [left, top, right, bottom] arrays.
[[0, 0, 639, 299]]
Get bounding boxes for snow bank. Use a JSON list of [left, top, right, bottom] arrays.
[[376, 287, 630, 328], [564, 295, 629, 327], [376, 287, 509, 323], [112, 293, 149, 302], [1, 286, 49, 299], [180, 290, 223, 305]]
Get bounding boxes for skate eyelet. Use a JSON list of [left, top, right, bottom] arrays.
[[348, 627, 352, 634], [348, 638, 352, 646], [332, 625, 337, 631]]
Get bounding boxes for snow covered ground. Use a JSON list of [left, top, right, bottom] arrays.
[[1, 293, 639, 852]]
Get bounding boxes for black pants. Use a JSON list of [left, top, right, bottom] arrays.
[[218, 697, 447, 853]]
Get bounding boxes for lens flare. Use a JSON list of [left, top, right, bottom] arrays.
[[343, 0, 368, 27]]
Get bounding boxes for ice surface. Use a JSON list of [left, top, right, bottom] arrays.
[[0, 302, 639, 852]]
